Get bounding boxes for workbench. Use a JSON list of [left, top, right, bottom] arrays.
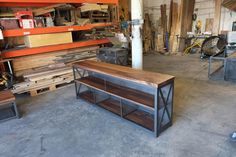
[[73, 60, 175, 137]]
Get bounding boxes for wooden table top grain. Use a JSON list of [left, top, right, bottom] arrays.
[[73, 60, 175, 87]]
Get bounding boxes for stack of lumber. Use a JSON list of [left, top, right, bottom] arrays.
[[13, 46, 99, 77], [12, 65, 74, 96]]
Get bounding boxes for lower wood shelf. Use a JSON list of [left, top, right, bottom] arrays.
[[98, 98, 121, 116], [124, 110, 154, 131], [79, 90, 154, 131], [79, 91, 95, 104]]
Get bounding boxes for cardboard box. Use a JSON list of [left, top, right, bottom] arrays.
[[24, 32, 73, 48]]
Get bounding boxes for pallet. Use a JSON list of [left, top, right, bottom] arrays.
[[29, 81, 73, 96]]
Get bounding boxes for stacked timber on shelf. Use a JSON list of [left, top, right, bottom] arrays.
[[12, 46, 99, 77], [12, 46, 98, 96]]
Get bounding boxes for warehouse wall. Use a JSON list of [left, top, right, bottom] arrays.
[[144, 0, 236, 33]]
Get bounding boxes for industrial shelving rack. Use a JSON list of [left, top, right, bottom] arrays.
[[0, 0, 118, 58]]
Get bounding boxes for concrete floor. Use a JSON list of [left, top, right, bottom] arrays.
[[0, 54, 236, 157]]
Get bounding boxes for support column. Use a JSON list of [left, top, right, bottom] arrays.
[[131, 0, 143, 70]]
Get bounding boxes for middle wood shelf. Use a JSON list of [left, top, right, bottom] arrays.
[[76, 76, 155, 110]]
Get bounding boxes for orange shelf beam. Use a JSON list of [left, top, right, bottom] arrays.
[[0, 0, 118, 6], [3, 23, 114, 37], [0, 3, 56, 7], [2, 39, 110, 58]]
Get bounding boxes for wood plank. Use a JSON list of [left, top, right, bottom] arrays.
[[161, 4, 167, 49], [24, 67, 72, 82], [76, 76, 155, 109], [74, 60, 175, 87], [12, 46, 99, 72], [98, 98, 121, 116], [169, 1, 178, 52], [79, 91, 95, 103], [205, 18, 214, 32], [213, 0, 222, 35], [24, 32, 72, 48], [124, 110, 154, 131], [12, 73, 73, 94], [179, 0, 195, 52]]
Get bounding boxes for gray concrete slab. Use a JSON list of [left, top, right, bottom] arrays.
[[0, 54, 236, 157]]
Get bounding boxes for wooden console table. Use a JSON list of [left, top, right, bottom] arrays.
[[73, 60, 175, 137]]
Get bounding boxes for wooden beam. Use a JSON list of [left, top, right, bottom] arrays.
[[178, 0, 195, 52], [213, 0, 222, 35]]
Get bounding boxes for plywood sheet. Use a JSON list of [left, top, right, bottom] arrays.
[[24, 32, 72, 48]]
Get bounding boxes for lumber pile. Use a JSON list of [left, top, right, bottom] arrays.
[[13, 46, 99, 77], [12, 66, 74, 96], [12, 46, 98, 96]]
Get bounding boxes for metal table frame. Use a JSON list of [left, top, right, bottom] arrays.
[[73, 66, 174, 137], [208, 56, 226, 80], [0, 100, 20, 123]]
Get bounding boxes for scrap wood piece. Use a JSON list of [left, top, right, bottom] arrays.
[[24, 67, 72, 82], [80, 3, 108, 13]]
